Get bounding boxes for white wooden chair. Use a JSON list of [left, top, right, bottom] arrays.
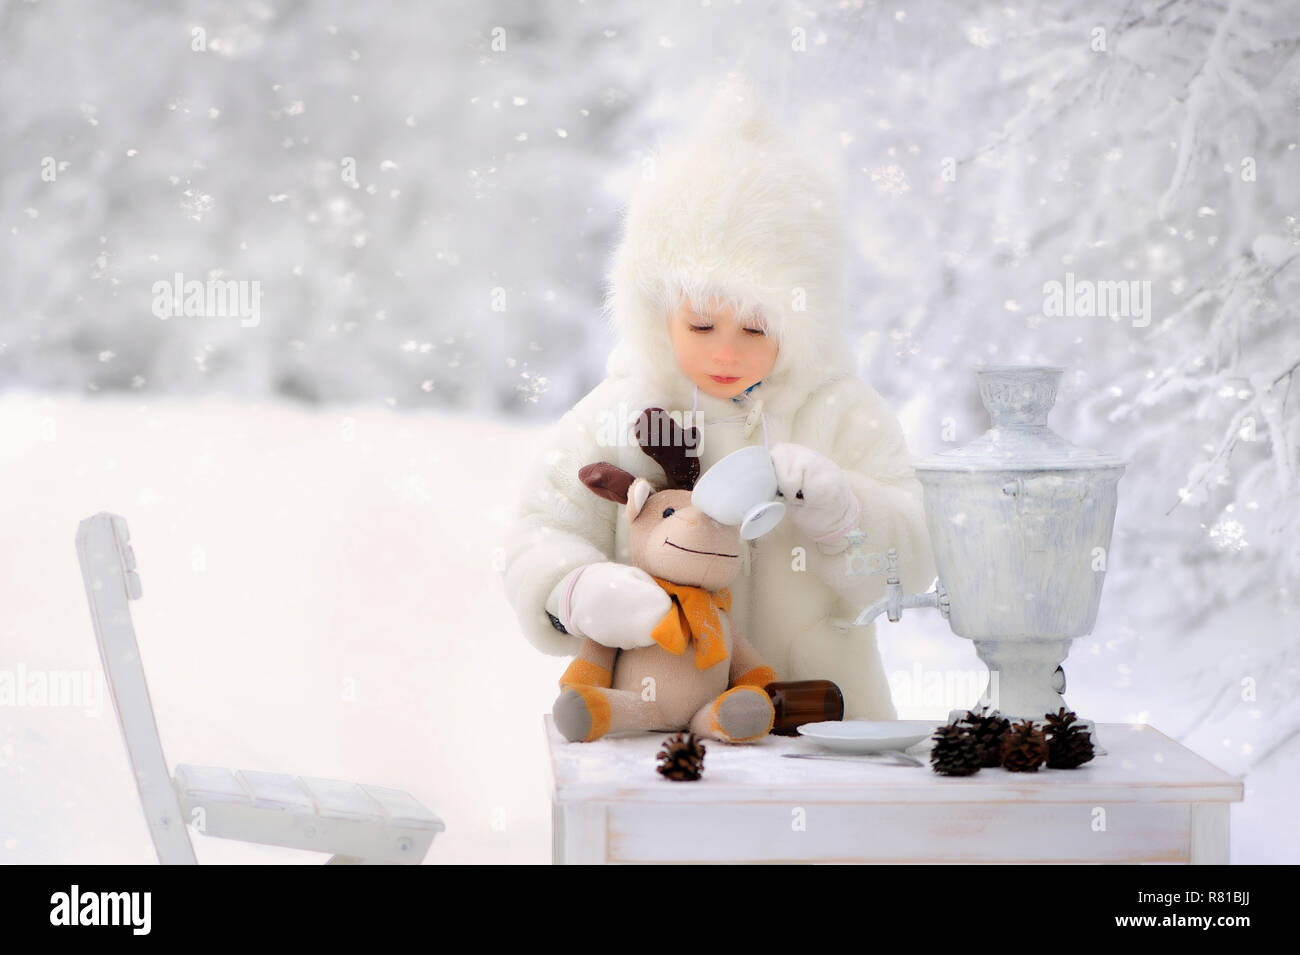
[[75, 511, 445, 865]]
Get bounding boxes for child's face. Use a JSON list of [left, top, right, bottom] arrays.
[[666, 297, 778, 400]]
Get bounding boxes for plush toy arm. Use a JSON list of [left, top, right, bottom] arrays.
[[729, 628, 777, 689], [559, 637, 617, 689]]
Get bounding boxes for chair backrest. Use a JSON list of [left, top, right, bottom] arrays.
[[76, 512, 197, 865]]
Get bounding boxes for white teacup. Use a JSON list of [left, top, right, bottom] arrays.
[[691, 446, 786, 540]]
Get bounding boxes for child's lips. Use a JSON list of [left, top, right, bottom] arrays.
[[709, 375, 740, 383]]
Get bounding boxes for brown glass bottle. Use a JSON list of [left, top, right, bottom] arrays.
[[765, 680, 844, 735]]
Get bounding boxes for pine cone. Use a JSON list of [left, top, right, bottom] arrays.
[[1000, 719, 1049, 772], [1044, 707, 1095, 769], [956, 707, 1011, 767], [656, 732, 706, 781], [929, 724, 982, 776]]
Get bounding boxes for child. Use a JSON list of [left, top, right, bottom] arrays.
[[499, 75, 935, 720]]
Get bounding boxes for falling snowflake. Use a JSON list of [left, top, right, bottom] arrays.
[[869, 164, 910, 195], [516, 372, 550, 404], [1208, 519, 1248, 552], [390, 471, 433, 507], [180, 189, 214, 221]]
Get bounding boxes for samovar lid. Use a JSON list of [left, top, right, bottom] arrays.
[[913, 365, 1126, 473]]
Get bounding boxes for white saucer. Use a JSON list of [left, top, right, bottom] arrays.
[[797, 720, 939, 754]]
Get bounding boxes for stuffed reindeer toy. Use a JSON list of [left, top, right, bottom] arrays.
[[553, 407, 778, 744]]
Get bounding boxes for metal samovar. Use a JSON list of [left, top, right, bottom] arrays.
[[844, 365, 1126, 742]]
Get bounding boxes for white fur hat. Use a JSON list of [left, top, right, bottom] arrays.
[[601, 73, 853, 409]]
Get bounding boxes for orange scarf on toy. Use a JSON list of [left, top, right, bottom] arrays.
[[648, 576, 731, 670]]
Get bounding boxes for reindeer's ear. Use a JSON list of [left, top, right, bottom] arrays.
[[578, 462, 636, 504], [626, 478, 654, 522]]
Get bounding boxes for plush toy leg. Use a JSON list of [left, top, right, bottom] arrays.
[[690, 685, 775, 743], [558, 637, 617, 690], [553, 687, 666, 743]]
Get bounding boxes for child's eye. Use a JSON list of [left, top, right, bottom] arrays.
[[689, 324, 713, 333], [744, 327, 766, 336]]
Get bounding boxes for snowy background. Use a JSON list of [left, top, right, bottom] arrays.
[[2, 0, 1297, 863]]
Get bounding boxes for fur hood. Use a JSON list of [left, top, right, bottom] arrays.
[[600, 73, 855, 422]]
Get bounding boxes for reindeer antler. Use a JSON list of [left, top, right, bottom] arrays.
[[575, 407, 699, 504], [635, 407, 700, 490]]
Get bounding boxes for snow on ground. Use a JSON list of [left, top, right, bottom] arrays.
[[0, 391, 563, 864], [0, 392, 1293, 863]]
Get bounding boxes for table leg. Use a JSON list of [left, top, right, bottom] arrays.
[[1189, 803, 1229, 864], [553, 801, 607, 865]]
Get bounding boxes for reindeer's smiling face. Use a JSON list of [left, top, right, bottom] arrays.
[[629, 487, 742, 592]]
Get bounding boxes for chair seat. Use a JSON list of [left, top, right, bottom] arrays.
[[173, 764, 444, 864]]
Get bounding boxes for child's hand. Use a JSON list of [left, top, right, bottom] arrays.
[[769, 443, 861, 543]]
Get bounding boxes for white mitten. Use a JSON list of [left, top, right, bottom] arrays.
[[769, 442, 861, 544], [547, 562, 671, 650]]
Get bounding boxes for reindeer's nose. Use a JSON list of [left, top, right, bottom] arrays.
[[688, 509, 728, 532]]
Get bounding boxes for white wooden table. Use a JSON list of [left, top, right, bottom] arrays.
[[545, 715, 1243, 864]]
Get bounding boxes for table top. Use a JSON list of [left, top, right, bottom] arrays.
[[545, 715, 1244, 805]]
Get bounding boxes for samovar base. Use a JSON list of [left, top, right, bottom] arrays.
[[943, 636, 1105, 752]]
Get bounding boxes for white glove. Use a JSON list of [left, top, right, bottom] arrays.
[[547, 562, 671, 650], [769, 442, 860, 543]]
